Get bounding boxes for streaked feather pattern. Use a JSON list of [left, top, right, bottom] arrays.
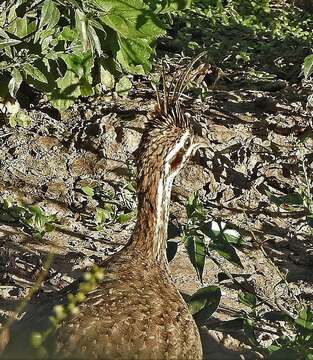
[[3, 54, 208, 360]]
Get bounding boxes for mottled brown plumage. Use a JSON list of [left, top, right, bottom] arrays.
[[3, 55, 208, 360]]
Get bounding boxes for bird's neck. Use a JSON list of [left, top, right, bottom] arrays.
[[127, 169, 173, 264]]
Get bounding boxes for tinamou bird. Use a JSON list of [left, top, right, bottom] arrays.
[[2, 54, 208, 360]]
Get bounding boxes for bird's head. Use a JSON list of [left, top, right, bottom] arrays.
[[137, 107, 207, 183], [136, 53, 209, 185]]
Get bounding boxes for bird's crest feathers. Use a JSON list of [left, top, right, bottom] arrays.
[[151, 51, 207, 129]]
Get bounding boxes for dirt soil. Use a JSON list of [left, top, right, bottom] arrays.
[[0, 57, 312, 359]]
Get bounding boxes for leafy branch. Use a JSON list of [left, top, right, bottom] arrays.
[[0, 0, 190, 111]]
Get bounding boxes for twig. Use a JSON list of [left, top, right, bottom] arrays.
[[0, 252, 54, 336]]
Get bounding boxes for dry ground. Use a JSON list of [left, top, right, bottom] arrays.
[[0, 58, 312, 359]]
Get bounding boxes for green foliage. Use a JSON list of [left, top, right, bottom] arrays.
[[116, 75, 132, 97], [183, 192, 243, 281], [6, 109, 32, 127], [303, 54, 313, 79], [264, 306, 313, 358], [0, 0, 190, 111], [95, 204, 115, 230], [81, 186, 95, 198], [0, 196, 57, 238], [210, 299, 313, 358], [80, 179, 137, 231], [205, 222, 243, 268], [188, 285, 221, 318], [184, 232, 206, 282], [238, 291, 257, 309], [148, 0, 193, 13], [268, 192, 304, 207], [181, 192, 243, 319], [175, 0, 313, 77], [186, 191, 206, 221], [193, 0, 313, 39]]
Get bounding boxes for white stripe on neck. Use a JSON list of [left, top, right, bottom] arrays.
[[153, 131, 190, 261]]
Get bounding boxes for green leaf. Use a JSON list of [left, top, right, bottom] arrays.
[[13, 17, 27, 38], [49, 98, 75, 112], [295, 306, 313, 330], [100, 66, 115, 89], [8, 111, 32, 128], [45, 223, 55, 232], [65, 0, 83, 8], [269, 192, 303, 206], [0, 38, 21, 49], [208, 318, 244, 332], [52, 51, 94, 110], [95, 206, 113, 226], [186, 192, 206, 221], [100, 0, 166, 39], [152, 0, 192, 13], [36, 28, 56, 49], [46, 214, 57, 223], [262, 311, 291, 322], [8, 15, 36, 38], [222, 229, 243, 246], [58, 26, 77, 41], [23, 64, 48, 83], [88, 25, 102, 56], [86, 0, 112, 13], [7, 5, 17, 24], [81, 186, 95, 197], [60, 52, 93, 79], [124, 181, 136, 193], [116, 76, 132, 96], [55, 71, 80, 100], [188, 286, 221, 317], [8, 68, 23, 97], [31, 332, 43, 349], [184, 234, 205, 282], [117, 211, 135, 224], [243, 318, 258, 346], [0, 28, 9, 38], [28, 205, 44, 217], [38, 0, 60, 30], [89, 18, 107, 34], [201, 221, 243, 247], [95, 208, 107, 225], [210, 239, 243, 268], [3, 197, 13, 209], [24, 204, 55, 236], [117, 36, 153, 74], [75, 9, 89, 52], [238, 291, 257, 308], [303, 54, 313, 79]]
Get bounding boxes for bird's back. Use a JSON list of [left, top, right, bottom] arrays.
[[3, 254, 202, 360], [3, 55, 208, 360]]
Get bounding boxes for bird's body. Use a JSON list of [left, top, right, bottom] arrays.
[[55, 257, 201, 359], [6, 252, 202, 359], [2, 56, 207, 360]]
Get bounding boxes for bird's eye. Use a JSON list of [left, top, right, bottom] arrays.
[[183, 138, 191, 149]]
